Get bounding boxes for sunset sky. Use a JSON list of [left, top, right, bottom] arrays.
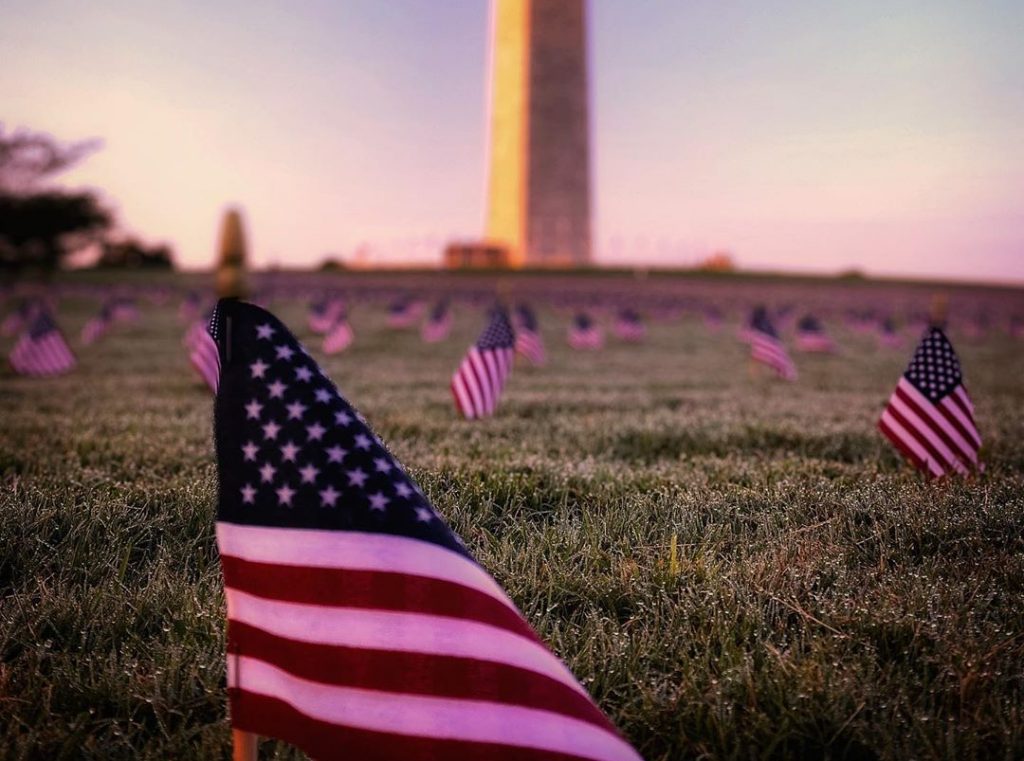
[[3, 0, 1022, 281]]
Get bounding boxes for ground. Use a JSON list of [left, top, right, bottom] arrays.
[[1, 273, 1022, 760]]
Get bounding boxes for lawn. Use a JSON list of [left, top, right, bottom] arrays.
[[1, 272, 1022, 760]]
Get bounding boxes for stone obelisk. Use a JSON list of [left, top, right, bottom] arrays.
[[485, 0, 592, 267]]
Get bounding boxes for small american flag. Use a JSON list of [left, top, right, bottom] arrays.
[[794, 314, 836, 353], [9, 310, 76, 377], [81, 302, 114, 345], [186, 313, 220, 393], [747, 308, 797, 380], [386, 296, 423, 329], [451, 307, 516, 420], [322, 312, 354, 355], [878, 326, 981, 477], [568, 313, 603, 351], [420, 299, 452, 343], [208, 298, 639, 761], [309, 297, 344, 335], [514, 304, 546, 366], [111, 297, 140, 323], [612, 308, 646, 342]]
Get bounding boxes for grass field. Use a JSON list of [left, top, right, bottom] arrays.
[[2, 274, 1023, 760]]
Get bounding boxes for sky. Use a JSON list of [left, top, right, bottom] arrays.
[[2, 0, 1022, 281]]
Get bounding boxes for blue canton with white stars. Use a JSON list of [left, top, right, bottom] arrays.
[[904, 327, 963, 402], [211, 299, 470, 558], [476, 307, 515, 350]]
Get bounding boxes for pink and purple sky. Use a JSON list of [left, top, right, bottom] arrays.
[[2, 0, 1022, 281]]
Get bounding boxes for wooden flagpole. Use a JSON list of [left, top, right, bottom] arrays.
[[232, 729, 258, 761]]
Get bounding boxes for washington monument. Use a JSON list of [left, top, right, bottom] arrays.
[[485, 0, 592, 267]]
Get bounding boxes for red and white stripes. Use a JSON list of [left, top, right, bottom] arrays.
[[217, 523, 640, 761], [750, 333, 797, 380], [9, 330, 76, 377], [451, 345, 515, 420], [878, 377, 981, 477], [186, 321, 220, 393]]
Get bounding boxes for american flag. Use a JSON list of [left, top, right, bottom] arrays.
[[568, 313, 603, 351], [386, 296, 423, 329], [186, 313, 220, 393], [322, 313, 354, 355], [877, 317, 903, 349], [420, 299, 452, 344], [111, 297, 140, 323], [612, 308, 646, 342], [878, 326, 981, 477], [794, 314, 836, 353], [747, 308, 797, 380], [9, 310, 77, 377], [514, 304, 546, 366], [208, 298, 639, 761], [309, 297, 344, 335], [81, 302, 114, 345], [451, 307, 516, 420]]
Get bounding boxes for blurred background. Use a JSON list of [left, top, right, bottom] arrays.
[[2, 0, 1022, 281]]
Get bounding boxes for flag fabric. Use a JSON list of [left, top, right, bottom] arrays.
[[878, 327, 981, 477], [420, 300, 452, 343], [309, 298, 344, 335], [794, 314, 836, 353], [322, 313, 354, 355], [208, 298, 639, 761], [612, 308, 646, 342], [9, 310, 77, 377], [747, 308, 797, 380], [81, 303, 114, 345], [451, 307, 516, 420], [702, 306, 724, 333], [386, 297, 423, 329], [514, 304, 546, 366], [568, 313, 603, 351], [185, 314, 220, 393], [111, 298, 140, 323]]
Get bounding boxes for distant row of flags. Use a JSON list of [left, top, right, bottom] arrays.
[[2, 290, 992, 479]]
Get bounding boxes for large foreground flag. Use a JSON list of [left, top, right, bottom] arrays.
[[747, 308, 797, 380], [208, 298, 639, 761], [514, 304, 546, 366], [451, 307, 516, 420], [878, 326, 981, 477], [9, 310, 77, 377]]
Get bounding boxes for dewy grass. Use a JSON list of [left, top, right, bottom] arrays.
[[1, 279, 1022, 760]]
